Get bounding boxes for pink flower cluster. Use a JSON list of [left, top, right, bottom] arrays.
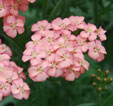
[[22, 16, 107, 82], [0, 0, 35, 38], [0, 39, 30, 101]]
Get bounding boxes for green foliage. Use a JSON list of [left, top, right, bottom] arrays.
[[0, 0, 113, 106]]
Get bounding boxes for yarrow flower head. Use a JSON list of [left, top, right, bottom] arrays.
[[0, 39, 30, 101], [0, 0, 35, 38], [22, 16, 107, 82]]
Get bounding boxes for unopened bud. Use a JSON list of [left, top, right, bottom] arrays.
[[91, 74, 95, 78], [92, 82, 96, 86], [98, 87, 102, 92], [105, 70, 109, 74], [110, 77, 113, 82], [104, 78, 107, 82], [97, 76, 101, 81], [98, 69, 101, 73]]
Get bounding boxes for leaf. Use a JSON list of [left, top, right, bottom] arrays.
[[77, 103, 96, 106]]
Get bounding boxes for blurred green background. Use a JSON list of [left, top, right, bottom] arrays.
[[0, 0, 113, 106]]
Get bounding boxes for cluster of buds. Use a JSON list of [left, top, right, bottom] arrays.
[[0, 39, 30, 101], [91, 69, 113, 92], [0, 0, 35, 38], [22, 16, 107, 82]]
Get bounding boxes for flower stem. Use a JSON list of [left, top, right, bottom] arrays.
[[102, 93, 113, 106], [93, 0, 98, 26], [48, 0, 64, 21], [97, 93, 101, 106], [42, 0, 48, 19]]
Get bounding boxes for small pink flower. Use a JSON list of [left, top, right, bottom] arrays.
[[84, 23, 97, 41], [0, 44, 12, 56], [10, 62, 26, 79], [55, 48, 73, 68], [11, 79, 30, 100], [31, 20, 51, 34], [75, 36, 89, 52], [0, 69, 18, 83], [68, 16, 85, 31], [88, 40, 107, 61], [96, 26, 107, 41], [0, 54, 10, 65], [74, 57, 89, 70], [52, 17, 71, 31], [22, 46, 46, 66], [3, 15, 25, 38], [28, 66, 48, 82], [0, 81, 11, 97]]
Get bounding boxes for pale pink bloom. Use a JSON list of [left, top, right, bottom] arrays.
[[0, 92, 3, 101], [61, 30, 76, 41], [31, 20, 51, 34], [79, 31, 89, 39], [68, 16, 85, 31], [75, 36, 89, 52], [43, 30, 60, 44], [0, 63, 5, 73], [23, 16, 107, 82], [55, 48, 73, 68], [56, 37, 75, 52], [11, 79, 30, 100], [96, 26, 107, 41], [65, 71, 76, 81], [4, 15, 25, 38], [88, 40, 107, 61], [0, 0, 9, 18], [52, 17, 71, 31], [10, 62, 26, 79], [28, 0, 36, 3], [0, 54, 10, 65], [28, 66, 49, 82], [0, 81, 11, 97], [44, 54, 63, 77], [22, 46, 46, 66], [84, 23, 97, 41], [74, 57, 89, 70], [63, 66, 81, 81], [26, 33, 42, 48], [0, 68, 18, 83], [0, 44, 12, 56]]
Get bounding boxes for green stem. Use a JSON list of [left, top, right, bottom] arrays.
[[97, 93, 101, 106], [93, 0, 98, 25], [48, 0, 64, 21], [102, 93, 113, 106], [42, 0, 48, 19]]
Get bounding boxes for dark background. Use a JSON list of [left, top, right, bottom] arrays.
[[0, 0, 113, 106]]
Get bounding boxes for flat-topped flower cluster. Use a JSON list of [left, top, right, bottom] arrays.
[[22, 16, 107, 82], [0, 39, 30, 101], [0, 0, 35, 38]]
